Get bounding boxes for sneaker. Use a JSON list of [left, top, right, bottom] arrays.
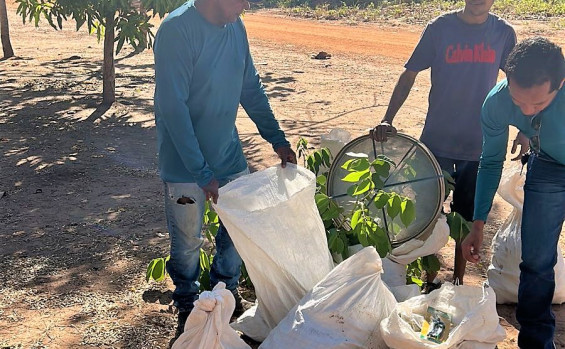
[[232, 291, 254, 318]]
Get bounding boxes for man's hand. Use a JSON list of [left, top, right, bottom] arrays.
[[275, 146, 297, 168], [511, 131, 530, 161], [202, 178, 220, 204], [461, 220, 485, 263], [370, 121, 397, 142]]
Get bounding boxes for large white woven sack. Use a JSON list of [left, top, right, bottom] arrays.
[[261, 247, 397, 349], [386, 215, 450, 266], [381, 283, 505, 349], [213, 164, 334, 341], [171, 282, 250, 349], [487, 163, 565, 304]]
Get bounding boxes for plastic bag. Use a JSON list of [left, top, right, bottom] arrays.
[[261, 247, 397, 349], [172, 282, 250, 349], [387, 216, 450, 266], [320, 128, 352, 159], [213, 164, 335, 341], [487, 163, 565, 304], [380, 283, 505, 349]]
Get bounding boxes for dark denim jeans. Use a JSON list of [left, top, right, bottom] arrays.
[[518, 154, 565, 349], [434, 156, 479, 221], [163, 168, 249, 312]]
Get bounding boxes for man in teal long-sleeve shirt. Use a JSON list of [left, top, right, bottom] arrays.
[[153, 0, 296, 339], [462, 37, 565, 348]]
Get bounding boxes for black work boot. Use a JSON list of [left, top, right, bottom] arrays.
[[170, 310, 190, 347], [232, 291, 253, 318]]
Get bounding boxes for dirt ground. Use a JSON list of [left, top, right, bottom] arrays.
[[2, 1, 565, 347]]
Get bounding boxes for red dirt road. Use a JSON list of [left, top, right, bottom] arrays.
[[243, 12, 420, 61]]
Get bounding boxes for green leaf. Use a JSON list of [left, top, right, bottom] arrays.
[[341, 159, 354, 170], [373, 191, 389, 209], [421, 255, 441, 273], [206, 210, 218, 224], [400, 199, 416, 227], [328, 229, 338, 250], [371, 225, 391, 258], [371, 172, 384, 189], [335, 237, 345, 255], [313, 151, 323, 167], [321, 148, 332, 167], [315, 193, 330, 211], [350, 210, 362, 229], [447, 212, 471, 242], [199, 249, 211, 271], [146, 259, 158, 282], [316, 174, 327, 186], [372, 159, 391, 178], [151, 258, 166, 282], [342, 169, 369, 183], [386, 194, 401, 219], [351, 178, 371, 195], [410, 276, 424, 286], [348, 158, 371, 171]]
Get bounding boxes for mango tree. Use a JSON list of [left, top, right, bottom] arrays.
[[0, 0, 14, 58], [15, 0, 185, 105]]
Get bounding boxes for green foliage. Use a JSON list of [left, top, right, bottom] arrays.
[[406, 254, 440, 285], [446, 211, 471, 243], [297, 136, 474, 287], [14, 0, 183, 53], [146, 200, 253, 291], [273, 0, 565, 26], [297, 137, 415, 262], [146, 255, 169, 282]]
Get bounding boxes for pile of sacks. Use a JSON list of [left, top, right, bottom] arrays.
[[172, 164, 506, 349]]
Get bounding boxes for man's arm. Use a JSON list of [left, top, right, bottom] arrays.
[[371, 69, 418, 142], [462, 90, 509, 263], [371, 21, 435, 142], [239, 30, 296, 166]]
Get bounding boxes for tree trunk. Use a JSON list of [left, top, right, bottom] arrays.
[[0, 0, 14, 58], [102, 11, 116, 105]]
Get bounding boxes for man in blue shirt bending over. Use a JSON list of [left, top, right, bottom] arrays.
[[463, 37, 565, 349], [153, 0, 297, 339]]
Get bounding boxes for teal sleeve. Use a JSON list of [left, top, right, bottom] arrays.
[[239, 34, 290, 150], [473, 99, 509, 221], [154, 23, 213, 187]]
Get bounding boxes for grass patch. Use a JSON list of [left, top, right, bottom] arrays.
[[257, 0, 565, 26]]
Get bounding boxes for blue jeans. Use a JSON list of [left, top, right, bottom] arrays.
[[434, 156, 479, 221], [163, 168, 249, 312], [518, 154, 565, 348]]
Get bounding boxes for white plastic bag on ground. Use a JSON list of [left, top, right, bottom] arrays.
[[387, 216, 450, 266], [381, 283, 505, 349], [261, 247, 397, 349], [487, 164, 565, 304], [320, 128, 352, 159], [378, 216, 449, 301], [172, 282, 250, 349], [214, 165, 335, 341]]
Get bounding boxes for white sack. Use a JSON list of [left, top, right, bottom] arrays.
[[387, 216, 450, 266], [320, 128, 352, 160], [214, 165, 334, 341], [172, 282, 250, 349], [381, 283, 505, 349], [261, 247, 397, 349], [487, 164, 565, 304]]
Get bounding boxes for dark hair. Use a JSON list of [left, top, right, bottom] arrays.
[[505, 36, 565, 91]]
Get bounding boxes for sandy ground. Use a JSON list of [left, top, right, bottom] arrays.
[[2, 1, 565, 347]]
